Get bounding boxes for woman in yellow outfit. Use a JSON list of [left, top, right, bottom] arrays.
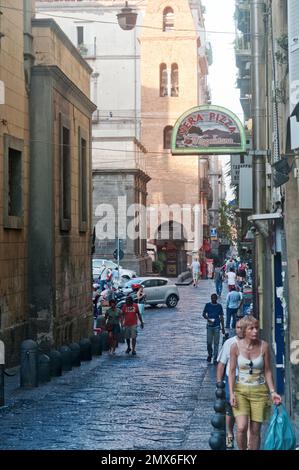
[[229, 315, 281, 450]]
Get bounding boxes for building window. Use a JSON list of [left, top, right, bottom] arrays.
[[163, 126, 173, 149], [78, 127, 88, 232], [163, 7, 174, 32], [77, 26, 84, 46], [160, 63, 168, 96], [3, 134, 23, 229], [171, 63, 179, 97], [60, 114, 71, 231]]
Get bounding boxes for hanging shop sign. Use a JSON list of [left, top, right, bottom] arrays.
[[171, 105, 246, 155]]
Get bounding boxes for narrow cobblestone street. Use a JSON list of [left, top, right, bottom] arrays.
[[0, 280, 220, 450]]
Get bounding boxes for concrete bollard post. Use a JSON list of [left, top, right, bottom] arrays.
[[59, 346, 72, 372], [69, 343, 81, 367], [49, 350, 62, 377], [209, 381, 226, 450], [90, 335, 102, 356], [79, 338, 92, 361], [37, 354, 51, 384], [20, 340, 38, 389]]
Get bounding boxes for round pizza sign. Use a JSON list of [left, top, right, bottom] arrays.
[[171, 105, 246, 155]]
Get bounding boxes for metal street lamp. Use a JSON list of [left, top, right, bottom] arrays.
[[117, 1, 137, 31]]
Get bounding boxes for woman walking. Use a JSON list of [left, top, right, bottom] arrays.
[[105, 299, 122, 355], [136, 285, 146, 322], [228, 315, 281, 450]]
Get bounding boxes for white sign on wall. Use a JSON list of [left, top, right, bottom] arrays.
[[231, 154, 252, 185], [0, 340, 4, 365], [0, 80, 5, 104]]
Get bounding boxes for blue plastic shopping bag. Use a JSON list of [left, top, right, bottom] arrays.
[[263, 404, 296, 450]]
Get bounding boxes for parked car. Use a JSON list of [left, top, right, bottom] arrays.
[[92, 259, 137, 283], [121, 277, 180, 308]]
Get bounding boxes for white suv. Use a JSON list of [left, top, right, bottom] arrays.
[[92, 259, 137, 283]]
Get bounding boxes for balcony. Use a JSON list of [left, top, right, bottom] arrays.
[[235, 0, 250, 34], [77, 43, 96, 59], [235, 34, 251, 69], [200, 177, 213, 202]]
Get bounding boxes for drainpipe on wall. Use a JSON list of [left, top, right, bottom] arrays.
[[23, 0, 35, 94], [250, 0, 270, 331]]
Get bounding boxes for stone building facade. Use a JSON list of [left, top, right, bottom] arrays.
[[140, 0, 211, 276], [29, 19, 96, 349], [0, 0, 32, 365], [36, 1, 151, 275], [0, 1, 95, 365]]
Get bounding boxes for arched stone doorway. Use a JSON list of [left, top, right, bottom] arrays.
[[155, 221, 187, 277]]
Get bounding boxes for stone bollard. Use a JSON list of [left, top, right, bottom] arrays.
[[59, 346, 72, 372], [38, 354, 51, 384], [209, 381, 226, 450], [79, 338, 92, 361], [99, 330, 109, 351], [49, 349, 62, 377], [90, 335, 102, 356], [69, 343, 81, 367], [20, 339, 38, 389]]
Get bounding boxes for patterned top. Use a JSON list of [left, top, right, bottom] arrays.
[[236, 341, 266, 385]]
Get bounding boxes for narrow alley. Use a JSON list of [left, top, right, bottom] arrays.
[[0, 281, 218, 450]]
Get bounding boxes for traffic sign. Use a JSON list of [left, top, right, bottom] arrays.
[[115, 239, 124, 250], [113, 249, 124, 261], [210, 228, 218, 239]]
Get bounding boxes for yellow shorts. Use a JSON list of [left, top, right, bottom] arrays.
[[233, 383, 271, 423]]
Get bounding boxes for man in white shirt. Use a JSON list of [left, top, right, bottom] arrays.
[[226, 268, 236, 292], [191, 258, 200, 287], [216, 317, 244, 449]]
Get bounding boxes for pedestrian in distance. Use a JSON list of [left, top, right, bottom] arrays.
[[217, 316, 244, 449], [105, 299, 122, 355], [191, 257, 200, 287], [226, 286, 243, 330], [214, 264, 225, 297], [136, 285, 146, 322], [226, 267, 237, 292], [228, 315, 282, 450], [92, 284, 101, 319], [121, 295, 144, 356], [202, 293, 225, 365]]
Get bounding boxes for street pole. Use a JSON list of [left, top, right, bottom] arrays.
[[250, 0, 267, 321], [117, 238, 120, 282]]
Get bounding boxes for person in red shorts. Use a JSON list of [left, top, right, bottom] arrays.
[[121, 295, 144, 355]]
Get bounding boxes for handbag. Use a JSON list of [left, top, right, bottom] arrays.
[[263, 404, 296, 450]]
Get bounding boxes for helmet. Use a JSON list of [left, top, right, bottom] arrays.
[[131, 283, 141, 291]]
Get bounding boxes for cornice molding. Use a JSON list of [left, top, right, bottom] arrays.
[[31, 65, 97, 114], [32, 18, 93, 74]]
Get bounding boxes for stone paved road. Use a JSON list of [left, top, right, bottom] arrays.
[[0, 280, 221, 450]]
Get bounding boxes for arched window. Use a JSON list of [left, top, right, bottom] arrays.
[[163, 7, 174, 32], [171, 63, 179, 97], [163, 126, 173, 149], [160, 63, 168, 97]]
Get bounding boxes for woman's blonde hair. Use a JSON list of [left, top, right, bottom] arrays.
[[239, 315, 259, 336]]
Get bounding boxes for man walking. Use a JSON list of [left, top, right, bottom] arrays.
[[226, 268, 237, 292], [121, 295, 144, 355], [214, 264, 224, 297], [202, 294, 225, 365], [191, 257, 200, 287], [226, 286, 243, 329]]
